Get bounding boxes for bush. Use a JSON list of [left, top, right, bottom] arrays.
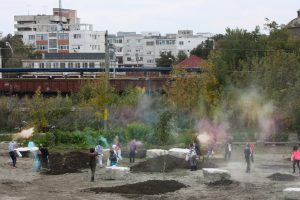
[[269, 132, 289, 142], [179, 131, 194, 146], [233, 131, 255, 142], [0, 134, 13, 142], [125, 123, 151, 141]]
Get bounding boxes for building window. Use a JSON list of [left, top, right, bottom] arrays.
[[179, 41, 184, 45], [59, 45, 69, 50], [46, 62, 51, 68], [28, 35, 35, 40], [53, 62, 59, 68], [91, 35, 97, 39], [60, 63, 66, 68], [68, 63, 73, 68], [127, 57, 131, 61], [49, 33, 57, 37], [36, 44, 48, 51], [59, 33, 69, 40], [74, 34, 81, 39], [146, 41, 154, 46], [117, 39, 122, 43], [147, 59, 154, 63], [89, 62, 95, 68], [28, 62, 34, 68], [36, 34, 48, 40], [146, 51, 152, 55], [75, 63, 81, 68], [38, 63, 44, 68], [83, 63, 88, 68]]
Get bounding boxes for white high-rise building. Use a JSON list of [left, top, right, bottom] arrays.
[[14, 8, 105, 54]]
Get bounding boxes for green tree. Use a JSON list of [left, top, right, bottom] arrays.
[[176, 51, 187, 64], [27, 87, 49, 133], [190, 38, 214, 59], [0, 34, 35, 68], [156, 52, 175, 67], [156, 110, 173, 177]]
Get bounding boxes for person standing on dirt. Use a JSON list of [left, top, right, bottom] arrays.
[[109, 149, 118, 166], [290, 146, 300, 173], [39, 144, 49, 170], [114, 135, 122, 160], [244, 143, 251, 173], [250, 143, 254, 163], [89, 148, 97, 182], [224, 140, 232, 161], [8, 140, 17, 168], [95, 142, 103, 168], [193, 139, 201, 160], [129, 139, 137, 163], [189, 143, 198, 171]]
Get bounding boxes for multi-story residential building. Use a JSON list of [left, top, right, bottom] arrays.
[[109, 30, 212, 67], [14, 8, 105, 54]]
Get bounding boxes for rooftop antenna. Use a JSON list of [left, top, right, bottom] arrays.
[[59, 0, 63, 31]]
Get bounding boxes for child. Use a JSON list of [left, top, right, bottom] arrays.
[[109, 149, 118, 166], [129, 139, 137, 163], [8, 140, 17, 168], [95, 142, 103, 167], [250, 143, 254, 163], [39, 144, 49, 170], [224, 141, 232, 161], [291, 146, 300, 173], [88, 148, 97, 182], [189, 143, 197, 171], [244, 143, 251, 173]]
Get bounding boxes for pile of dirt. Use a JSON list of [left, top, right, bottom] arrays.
[[45, 151, 90, 175], [206, 180, 237, 186], [267, 173, 296, 181], [84, 180, 186, 195], [131, 155, 218, 172]]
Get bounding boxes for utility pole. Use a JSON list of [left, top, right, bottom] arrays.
[[0, 48, 2, 79], [104, 30, 109, 131]]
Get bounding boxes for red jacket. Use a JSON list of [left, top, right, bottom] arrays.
[[291, 150, 300, 161]]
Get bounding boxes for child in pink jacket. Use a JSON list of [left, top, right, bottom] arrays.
[[291, 146, 300, 173]]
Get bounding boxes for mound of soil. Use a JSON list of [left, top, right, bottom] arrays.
[[45, 151, 90, 175], [267, 173, 296, 181], [206, 180, 237, 186], [85, 180, 186, 195]]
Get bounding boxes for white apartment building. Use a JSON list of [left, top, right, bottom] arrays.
[[109, 30, 212, 67], [14, 8, 105, 54]]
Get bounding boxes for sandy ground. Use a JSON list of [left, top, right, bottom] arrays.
[[0, 143, 299, 200]]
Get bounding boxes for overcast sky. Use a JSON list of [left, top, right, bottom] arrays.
[[0, 0, 299, 36]]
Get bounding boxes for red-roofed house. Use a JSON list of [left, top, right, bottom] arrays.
[[176, 55, 206, 69]]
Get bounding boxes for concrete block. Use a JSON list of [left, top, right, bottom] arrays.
[[202, 168, 231, 183], [102, 166, 130, 180], [283, 188, 300, 200], [168, 148, 189, 159], [146, 149, 168, 159]]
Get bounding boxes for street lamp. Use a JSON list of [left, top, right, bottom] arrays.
[[168, 57, 174, 67], [5, 42, 14, 54], [0, 42, 14, 79]]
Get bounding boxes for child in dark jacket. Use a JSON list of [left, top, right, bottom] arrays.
[[244, 143, 251, 173], [291, 146, 300, 173], [109, 149, 118, 166], [89, 148, 97, 182]]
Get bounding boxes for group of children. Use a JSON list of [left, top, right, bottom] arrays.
[[88, 136, 138, 182], [8, 140, 49, 171]]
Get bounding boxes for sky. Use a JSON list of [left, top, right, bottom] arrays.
[[0, 0, 299, 36]]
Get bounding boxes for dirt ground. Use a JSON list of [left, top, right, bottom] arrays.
[[0, 143, 299, 200]]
